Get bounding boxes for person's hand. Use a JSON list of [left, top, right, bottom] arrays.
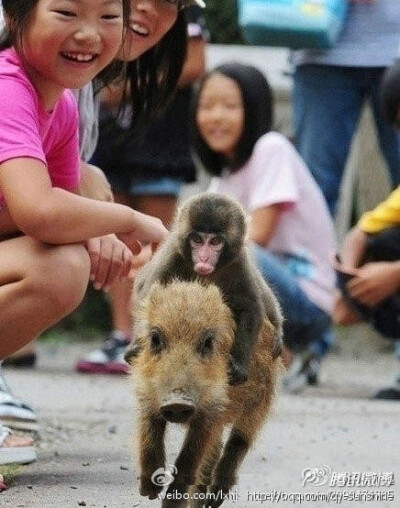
[[118, 211, 168, 250], [332, 291, 362, 325], [85, 234, 135, 292], [129, 244, 154, 279], [346, 261, 400, 307], [79, 163, 114, 203]]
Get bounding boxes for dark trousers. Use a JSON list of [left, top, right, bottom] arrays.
[[337, 227, 400, 338]]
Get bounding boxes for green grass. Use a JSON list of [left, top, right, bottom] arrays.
[[0, 464, 22, 485]]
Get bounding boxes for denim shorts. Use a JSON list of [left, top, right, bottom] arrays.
[[128, 178, 183, 197]]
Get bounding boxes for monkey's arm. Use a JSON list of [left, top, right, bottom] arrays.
[[253, 268, 284, 358], [227, 288, 264, 384]]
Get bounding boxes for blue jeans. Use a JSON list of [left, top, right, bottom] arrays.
[[294, 65, 400, 215], [252, 245, 333, 356]]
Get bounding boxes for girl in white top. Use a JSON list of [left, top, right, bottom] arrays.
[[191, 63, 337, 383]]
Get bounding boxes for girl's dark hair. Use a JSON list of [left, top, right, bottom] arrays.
[[191, 62, 274, 176], [121, 9, 188, 132], [0, 0, 37, 50], [380, 59, 400, 129], [0, 0, 130, 87]]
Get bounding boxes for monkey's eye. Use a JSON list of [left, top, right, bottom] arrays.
[[197, 331, 215, 357], [210, 235, 223, 246], [190, 232, 203, 244], [150, 329, 165, 354]]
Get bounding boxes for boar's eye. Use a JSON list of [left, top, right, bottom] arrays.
[[197, 331, 215, 357], [150, 328, 165, 354]]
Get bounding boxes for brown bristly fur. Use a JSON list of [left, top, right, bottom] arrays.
[[129, 280, 281, 508]]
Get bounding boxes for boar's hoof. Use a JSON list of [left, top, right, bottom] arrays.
[[228, 360, 248, 386], [139, 476, 163, 499], [162, 484, 190, 508], [207, 484, 231, 508], [161, 394, 196, 423], [162, 498, 188, 508]]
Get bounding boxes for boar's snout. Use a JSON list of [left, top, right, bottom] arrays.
[[160, 392, 196, 423]]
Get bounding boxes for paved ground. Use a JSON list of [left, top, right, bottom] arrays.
[[1, 342, 400, 508]]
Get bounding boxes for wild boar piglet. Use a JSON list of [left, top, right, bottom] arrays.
[[129, 280, 280, 508]]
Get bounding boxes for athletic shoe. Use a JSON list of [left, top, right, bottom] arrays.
[[372, 378, 400, 401], [76, 331, 131, 375], [283, 354, 321, 393], [306, 356, 321, 386], [3, 353, 36, 368], [0, 424, 37, 466]]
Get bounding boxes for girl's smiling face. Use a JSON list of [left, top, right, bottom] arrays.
[[20, 0, 124, 107], [196, 73, 245, 159], [118, 0, 178, 62]]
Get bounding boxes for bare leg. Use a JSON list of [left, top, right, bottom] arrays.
[[0, 236, 90, 358]]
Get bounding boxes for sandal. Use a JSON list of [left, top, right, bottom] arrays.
[[0, 423, 37, 466]]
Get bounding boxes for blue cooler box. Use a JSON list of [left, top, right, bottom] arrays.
[[238, 0, 348, 49]]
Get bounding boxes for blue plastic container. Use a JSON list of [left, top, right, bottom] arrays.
[[238, 0, 348, 49]]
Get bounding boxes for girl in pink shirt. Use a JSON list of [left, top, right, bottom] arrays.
[[192, 63, 337, 390], [0, 0, 169, 362]]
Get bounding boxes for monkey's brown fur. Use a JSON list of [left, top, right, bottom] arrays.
[[126, 193, 284, 386], [129, 280, 281, 508]]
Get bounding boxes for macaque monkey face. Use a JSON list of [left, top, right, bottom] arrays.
[[189, 232, 224, 275]]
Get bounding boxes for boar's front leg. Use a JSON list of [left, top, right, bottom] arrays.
[[190, 439, 223, 508], [138, 413, 166, 499], [207, 429, 249, 508], [162, 418, 223, 508]]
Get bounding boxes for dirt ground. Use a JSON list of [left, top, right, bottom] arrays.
[[1, 342, 399, 508]]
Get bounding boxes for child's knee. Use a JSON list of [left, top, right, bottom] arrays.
[[33, 244, 90, 314]]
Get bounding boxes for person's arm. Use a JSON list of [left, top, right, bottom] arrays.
[[249, 205, 282, 247], [0, 157, 167, 246], [339, 225, 368, 269], [177, 37, 206, 88]]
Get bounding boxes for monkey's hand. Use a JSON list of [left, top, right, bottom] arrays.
[[228, 358, 249, 386], [139, 476, 163, 499]]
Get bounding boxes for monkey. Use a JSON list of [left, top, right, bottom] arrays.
[[125, 193, 283, 385]]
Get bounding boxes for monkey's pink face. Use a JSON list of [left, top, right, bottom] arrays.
[[190, 232, 224, 276]]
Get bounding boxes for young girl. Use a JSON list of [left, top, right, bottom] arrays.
[[0, 0, 201, 464], [192, 63, 337, 391], [0, 0, 170, 358]]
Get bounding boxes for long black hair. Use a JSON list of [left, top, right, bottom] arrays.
[[0, 0, 131, 87], [118, 9, 188, 133], [191, 62, 274, 176]]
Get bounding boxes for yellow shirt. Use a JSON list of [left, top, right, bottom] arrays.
[[359, 186, 400, 233]]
